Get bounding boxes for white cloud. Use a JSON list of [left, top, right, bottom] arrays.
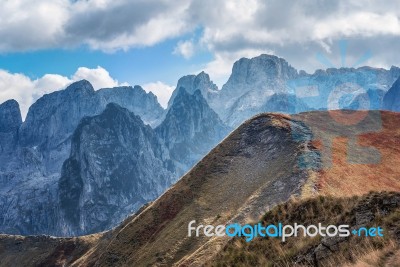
[[0, 0, 69, 52], [0, 0, 193, 52], [0, 0, 399, 57], [142, 81, 174, 108], [313, 12, 400, 39], [173, 40, 195, 59], [72, 66, 126, 89]]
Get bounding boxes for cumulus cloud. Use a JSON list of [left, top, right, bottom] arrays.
[[72, 66, 126, 89], [0, 0, 193, 52], [188, 0, 400, 78], [1, 0, 400, 92], [2, 0, 399, 55], [142, 81, 174, 108]]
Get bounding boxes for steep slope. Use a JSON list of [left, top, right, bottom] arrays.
[[0, 100, 60, 236], [156, 88, 230, 173], [58, 103, 177, 235], [0, 112, 321, 266], [0, 111, 399, 266], [19, 81, 163, 173], [167, 71, 218, 108], [383, 76, 400, 111]]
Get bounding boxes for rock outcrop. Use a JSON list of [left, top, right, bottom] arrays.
[[59, 103, 177, 235]]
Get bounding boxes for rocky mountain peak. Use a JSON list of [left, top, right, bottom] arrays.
[[167, 71, 218, 107], [64, 79, 95, 94], [59, 102, 176, 235], [224, 54, 298, 89], [0, 99, 22, 133]]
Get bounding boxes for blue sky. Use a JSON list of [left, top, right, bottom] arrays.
[[0, 33, 213, 86], [0, 0, 399, 118]]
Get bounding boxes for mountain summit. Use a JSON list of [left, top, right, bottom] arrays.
[[167, 71, 218, 108], [157, 87, 229, 173], [59, 103, 177, 235]]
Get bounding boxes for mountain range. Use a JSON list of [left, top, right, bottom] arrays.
[[0, 110, 399, 266], [0, 53, 400, 238]]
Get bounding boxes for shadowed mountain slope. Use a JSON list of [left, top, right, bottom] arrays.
[[0, 111, 399, 266]]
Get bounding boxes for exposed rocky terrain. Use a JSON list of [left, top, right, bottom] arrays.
[[0, 111, 320, 266], [1, 53, 400, 263], [167, 71, 218, 108], [58, 103, 177, 235], [157, 88, 230, 173], [0, 78, 230, 236]]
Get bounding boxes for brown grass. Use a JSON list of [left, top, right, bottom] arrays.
[[210, 192, 400, 267], [295, 111, 400, 197]]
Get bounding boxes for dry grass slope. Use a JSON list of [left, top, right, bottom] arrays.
[[210, 192, 400, 267]]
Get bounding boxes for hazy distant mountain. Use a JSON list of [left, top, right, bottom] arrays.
[[208, 55, 300, 125], [209, 54, 400, 127]]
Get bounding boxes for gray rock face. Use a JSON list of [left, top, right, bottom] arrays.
[[0, 80, 167, 236], [383, 77, 400, 111], [157, 88, 230, 173], [210, 54, 299, 125], [97, 86, 164, 126], [59, 103, 176, 235], [18, 80, 164, 174], [20, 81, 163, 149], [167, 71, 218, 108], [0, 99, 22, 133], [0, 78, 232, 236]]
